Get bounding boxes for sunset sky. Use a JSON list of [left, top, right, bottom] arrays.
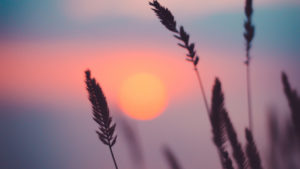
[[0, 0, 300, 168]]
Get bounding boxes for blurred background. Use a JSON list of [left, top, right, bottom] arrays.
[[0, 0, 299, 168]]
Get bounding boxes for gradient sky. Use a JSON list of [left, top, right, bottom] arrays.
[[0, 0, 300, 168]]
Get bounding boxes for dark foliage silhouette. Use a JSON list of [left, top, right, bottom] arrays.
[[268, 112, 280, 169], [265, 72, 300, 169], [149, 1, 267, 169], [282, 72, 300, 138], [149, 0, 209, 114], [244, 0, 255, 64], [245, 128, 263, 169], [81, 1, 296, 169], [85, 70, 119, 169], [268, 112, 300, 169], [244, 0, 255, 131], [163, 146, 183, 169], [210, 78, 234, 169], [223, 110, 247, 169]]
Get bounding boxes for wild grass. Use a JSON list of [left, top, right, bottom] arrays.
[[245, 128, 263, 169], [85, 70, 119, 169], [82, 0, 299, 168], [149, 0, 210, 114], [223, 110, 247, 169], [149, 1, 263, 169], [210, 78, 234, 169], [281, 72, 300, 138], [244, 0, 255, 131], [265, 72, 300, 169], [268, 109, 300, 169]]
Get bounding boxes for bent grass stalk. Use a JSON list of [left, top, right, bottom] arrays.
[[149, 0, 210, 115]]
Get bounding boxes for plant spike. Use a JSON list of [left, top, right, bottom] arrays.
[[244, 0, 255, 132], [149, 0, 209, 114], [85, 70, 119, 169]]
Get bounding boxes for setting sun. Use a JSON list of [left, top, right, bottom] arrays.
[[119, 73, 167, 120]]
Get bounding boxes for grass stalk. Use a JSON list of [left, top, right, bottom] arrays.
[[244, 0, 255, 131], [246, 64, 253, 131], [85, 70, 119, 169], [109, 146, 119, 169], [150, 0, 210, 115], [194, 67, 210, 114]]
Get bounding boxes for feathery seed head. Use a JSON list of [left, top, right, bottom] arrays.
[[85, 70, 117, 147]]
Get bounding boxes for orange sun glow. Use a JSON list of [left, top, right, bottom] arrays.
[[119, 73, 167, 120]]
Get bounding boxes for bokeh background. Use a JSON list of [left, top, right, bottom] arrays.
[[0, 0, 299, 168]]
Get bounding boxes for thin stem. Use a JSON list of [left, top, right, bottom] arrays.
[[246, 63, 253, 131], [109, 146, 119, 169], [194, 66, 210, 115]]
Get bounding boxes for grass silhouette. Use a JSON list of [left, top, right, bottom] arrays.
[[244, 0, 255, 131], [210, 78, 234, 169], [245, 128, 263, 169], [282, 72, 300, 138], [149, 0, 210, 114], [81, 1, 299, 169], [223, 110, 247, 169], [149, 1, 264, 169], [85, 70, 119, 169]]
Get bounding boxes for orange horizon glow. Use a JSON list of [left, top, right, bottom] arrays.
[[119, 73, 167, 120], [0, 40, 197, 109]]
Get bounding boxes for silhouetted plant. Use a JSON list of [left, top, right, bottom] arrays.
[[149, 0, 210, 114], [223, 110, 247, 169], [85, 70, 119, 169], [163, 146, 183, 169], [245, 128, 263, 169], [268, 112, 280, 169], [282, 72, 300, 138], [265, 72, 300, 169], [268, 112, 300, 169], [210, 78, 234, 169], [243, 0, 255, 131]]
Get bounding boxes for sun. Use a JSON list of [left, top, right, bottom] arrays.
[[119, 73, 167, 120]]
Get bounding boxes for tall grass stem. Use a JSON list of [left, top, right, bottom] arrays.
[[246, 64, 253, 131], [109, 146, 119, 169], [194, 67, 210, 115]]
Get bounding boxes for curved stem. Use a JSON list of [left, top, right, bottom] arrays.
[[109, 146, 119, 169], [194, 66, 210, 115]]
